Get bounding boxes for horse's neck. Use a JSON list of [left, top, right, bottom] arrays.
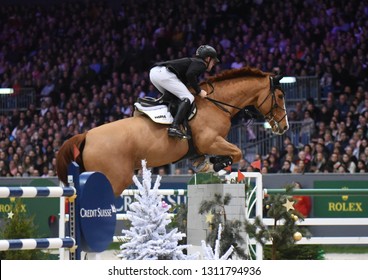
[[214, 77, 267, 116]]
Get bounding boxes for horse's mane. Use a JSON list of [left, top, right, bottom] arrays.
[[205, 66, 271, 83]]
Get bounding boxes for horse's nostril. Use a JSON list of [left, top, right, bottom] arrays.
[[284, 125, 288, 131]]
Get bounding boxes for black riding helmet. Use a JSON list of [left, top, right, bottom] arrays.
[[195, 45, 220, 63]]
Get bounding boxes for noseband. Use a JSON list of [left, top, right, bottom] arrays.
[[257, 76, 287, 128]]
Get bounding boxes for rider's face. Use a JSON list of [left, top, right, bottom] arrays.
[[206, 58, 216, 71]]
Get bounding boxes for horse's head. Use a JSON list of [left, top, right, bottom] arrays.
[[257, 75, 289, 135]]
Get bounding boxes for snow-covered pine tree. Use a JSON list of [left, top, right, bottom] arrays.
[[118, 160, 198, 260], [201, 224, 234, 260]]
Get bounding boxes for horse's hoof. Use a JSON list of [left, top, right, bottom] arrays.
[[214, 163, 225, 172]]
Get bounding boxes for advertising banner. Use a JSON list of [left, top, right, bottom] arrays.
[[313, 181, 368, 217]]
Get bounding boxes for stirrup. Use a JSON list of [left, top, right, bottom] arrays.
[[168, 127, 191, 139]]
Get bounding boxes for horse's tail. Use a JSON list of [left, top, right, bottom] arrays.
[[56, 132, 87, 186]]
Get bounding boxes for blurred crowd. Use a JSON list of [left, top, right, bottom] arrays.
[[0, 0, 367, 177]]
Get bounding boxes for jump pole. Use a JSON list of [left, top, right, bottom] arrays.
[[264, 188, 368, 196]]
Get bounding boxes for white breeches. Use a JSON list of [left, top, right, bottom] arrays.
[[149, 66, 195, 103]]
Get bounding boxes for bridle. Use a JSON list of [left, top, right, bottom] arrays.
[[205, 76, 287, 124], [257, 76, 288, 130]]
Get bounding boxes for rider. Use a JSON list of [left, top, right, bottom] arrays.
[[149, 45, 219, 139]]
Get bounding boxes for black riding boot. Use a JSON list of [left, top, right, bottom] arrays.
[[168, 98, 191, 139]]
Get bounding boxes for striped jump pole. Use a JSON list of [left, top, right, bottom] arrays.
[[0, 186, 76, 198], [264, 188, 368, 196], [0, 238, 76, 251], [0, 169, 78, 259], [1, 162, 118, 260]]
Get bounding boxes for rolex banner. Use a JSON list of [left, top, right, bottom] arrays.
[[313, 181, 368, 217]]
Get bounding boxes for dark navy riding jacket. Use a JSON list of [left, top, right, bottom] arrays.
[[154, 57, 207, 94]]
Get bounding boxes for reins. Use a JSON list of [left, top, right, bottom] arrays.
[[203, 81, 261, 119]]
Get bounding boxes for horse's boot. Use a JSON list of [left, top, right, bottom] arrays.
[[168, 98, 191, 139], [213, 156, 233, 172]]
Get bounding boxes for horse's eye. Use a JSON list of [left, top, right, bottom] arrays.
[[278, 94, 284, 100]]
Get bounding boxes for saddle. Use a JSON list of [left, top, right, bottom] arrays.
[[134, 92, 197, 125], [134, 93, 233, 173]]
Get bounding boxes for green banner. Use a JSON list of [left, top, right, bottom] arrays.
[[0, 179, 59, 237], [313, 181, 368, 217]]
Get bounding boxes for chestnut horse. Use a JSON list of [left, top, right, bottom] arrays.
[[56, 67, 289, 196]]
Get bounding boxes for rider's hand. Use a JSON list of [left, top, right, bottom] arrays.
[[198, 90, 207, 98]]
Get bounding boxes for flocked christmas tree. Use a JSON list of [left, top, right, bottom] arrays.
[[244, 184, 316, 260], [118, 160, 199, 260], [201, 223, 234, 260]]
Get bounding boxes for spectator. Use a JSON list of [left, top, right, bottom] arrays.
[[300, 110, 315, 145], [284, 154, 296, 172], [295, 150, 311, 172], [337, 130, 350, 151], [279, 160, 292, 173], [360, 148, 368, 164], [262, 158, 270, 172], [158, 167, 167, 176], [267, 154, 279, 173], [40, 79, 55, 104], [325, 153, 341, 173], [356, 160, 368, 173], [238, 158, 249, 172], [357, 114, 368, 136], [293, 102, 304, 121], [344, 145, 358, 165], [319, 104, 332, 125], [341, 153, 357, 173], [336, 93, 350, 120], [280, 143, 297, 163], [8, 160, 18, 176], [358, 138, 368, 157], [303, 144, 313, 162], [336, 164, 348, 173], [292, 165, 302, 174], [331, 63, 350, 96], [261, 166, 269, 174], [310, 152, 327, 173], [230, 55, 245, 69]]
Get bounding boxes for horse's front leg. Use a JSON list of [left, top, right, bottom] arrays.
[[196, 136, 242, 172], [206, 136, 243, 161]]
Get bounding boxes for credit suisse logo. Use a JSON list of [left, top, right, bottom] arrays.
[[80, 204, 116, 218]]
